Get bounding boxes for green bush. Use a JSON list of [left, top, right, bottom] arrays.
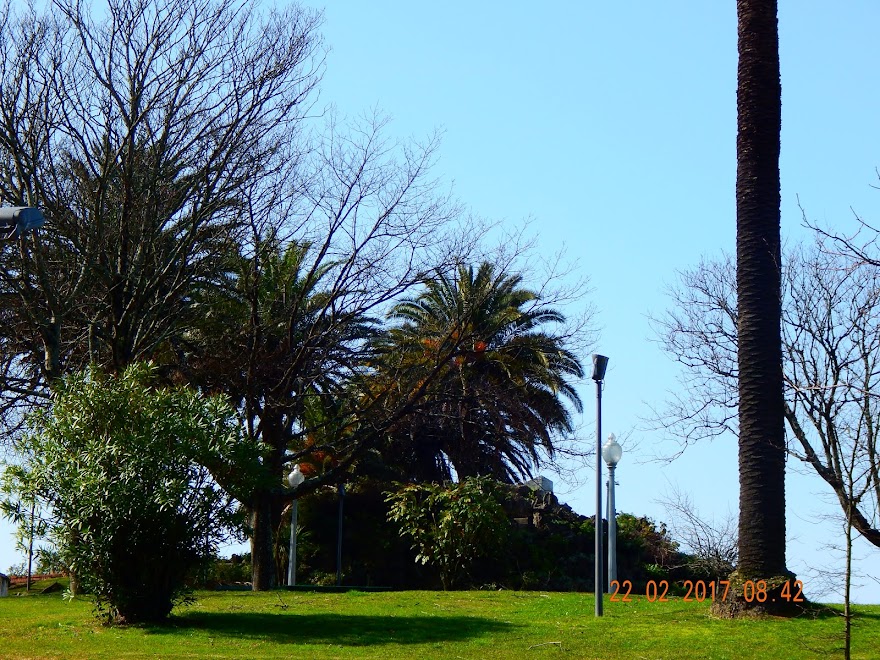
[[281, 478, 713, 592], [386, 477, 510, 589], [1, 364, 257, 623], [288, 481, 436, 589], [197, 555, 252, 588]]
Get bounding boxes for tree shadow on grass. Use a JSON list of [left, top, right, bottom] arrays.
[[144, 612, 517, 646]]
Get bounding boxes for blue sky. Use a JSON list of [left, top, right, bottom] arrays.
[[309, 0, 880, 603], [3, 1, 880, 603]]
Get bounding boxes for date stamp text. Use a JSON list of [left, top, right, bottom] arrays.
[[609, 579, 805, 604]]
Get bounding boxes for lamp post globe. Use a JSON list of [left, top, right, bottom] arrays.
[[287, 465, 304, 587], [602, 434, 622, 467], [288, 464, 305, 488]]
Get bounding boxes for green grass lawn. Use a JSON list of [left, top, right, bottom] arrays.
[[1, 584, 877, 659]]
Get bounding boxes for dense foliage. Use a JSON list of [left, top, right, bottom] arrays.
[[278, 478, 708, 593], [386, 477, 510, 589], [0, 363, 257, 623], [377, 262, 583, 482]]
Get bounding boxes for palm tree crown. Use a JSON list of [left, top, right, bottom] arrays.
[[379, 262, 583, 482]]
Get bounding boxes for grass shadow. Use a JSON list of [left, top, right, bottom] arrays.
[[145, 612, 516, 646]]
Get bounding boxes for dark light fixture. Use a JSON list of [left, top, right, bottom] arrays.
[[0, 207, 45, 240], [592, 354, 609, 382]]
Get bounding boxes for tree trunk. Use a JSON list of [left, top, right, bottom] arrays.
[[248, 413, 288, 591], [844, 504, 853, 660], [67, 529, 81, 596], [734, 0, 789, 580], [67, 572, 79, 596], [250, 494, 278, 591]]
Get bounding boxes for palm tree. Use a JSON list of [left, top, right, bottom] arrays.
[[735, 0, 788, 580], [379, 262, 583, 482], [180, 238, 375, 589]]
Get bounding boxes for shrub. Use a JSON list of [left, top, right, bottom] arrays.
[[386, 477, 510, 589], [0, 364, 256, 623]]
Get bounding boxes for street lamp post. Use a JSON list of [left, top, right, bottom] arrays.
[[4, 207, 46, 592], [336, 483, 345, 586], [602, 434, 623, 592], [287, 465, 305, 587], [591, 354, 609, 617]]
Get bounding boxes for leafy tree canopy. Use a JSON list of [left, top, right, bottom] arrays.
[[378, 261, 584, 482], [386, 477, 509, 590], [0, 362, 260, 623]]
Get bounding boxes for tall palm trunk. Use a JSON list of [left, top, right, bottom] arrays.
[[735, 0, 787, 577]]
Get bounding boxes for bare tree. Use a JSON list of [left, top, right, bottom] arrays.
[[796, 434, 873, 659], [0, 0, 323, 432], [173, 107, 483, 589], [783, 246, 880, 549], [808, 196, 880, 271], [658, 485, 738, 581], [839, 433, 872, 659], [653, 243, 880, 553], [648, 252, 740, 448]]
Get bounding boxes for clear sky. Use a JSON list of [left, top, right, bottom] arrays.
[[308, 0, 880, 604], [3, 0, 880, 604]]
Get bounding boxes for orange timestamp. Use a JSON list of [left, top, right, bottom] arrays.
[[609, 579, 805, 603]]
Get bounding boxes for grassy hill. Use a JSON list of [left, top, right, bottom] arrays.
[[0, 588, 877, 659]]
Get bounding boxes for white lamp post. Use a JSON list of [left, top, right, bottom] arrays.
[[591, 353, 609, 617], [287, 465, 305, 587], [602, 434, 623, 592]]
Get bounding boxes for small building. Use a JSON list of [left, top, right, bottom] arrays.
[[0, 573, 9, 597]]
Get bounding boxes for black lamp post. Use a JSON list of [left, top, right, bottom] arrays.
[[336, 483, 345, 586], [592, 354, 609, 617]]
